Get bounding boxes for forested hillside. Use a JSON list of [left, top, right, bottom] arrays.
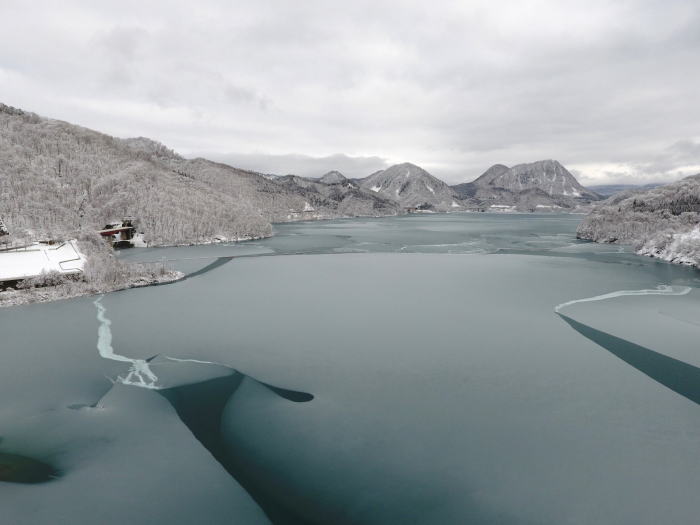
[[0, 104, 399, 246], [577, 174, 700, 266]]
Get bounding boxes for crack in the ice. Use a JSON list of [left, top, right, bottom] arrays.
[[554, 285, 692, 313], [94, 296, 160, 389], [94, 296, 313, 404]]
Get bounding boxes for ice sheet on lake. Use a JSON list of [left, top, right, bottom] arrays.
[[554, 285, 692, 313], [95, 296, 160, 389]]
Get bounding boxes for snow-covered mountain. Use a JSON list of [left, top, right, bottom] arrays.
[[318, 170, 348, 185], [491, 160, 599, 199], [274, 174, 398, 217], [357, 163, 463, 211], [452, 164, 509, 199], [452, 160, 601, 212], [471, 163, 510, 186]]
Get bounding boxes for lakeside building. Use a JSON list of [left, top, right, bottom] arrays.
[[98, 218, 138, 247]]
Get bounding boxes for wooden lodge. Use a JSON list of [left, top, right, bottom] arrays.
[[98, 217, 137, 248]]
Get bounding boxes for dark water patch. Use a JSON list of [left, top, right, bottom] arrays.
[[219, 439, 322, 525], [559, 314, 700, 405], [160, 373, 313, 523], [160, 374, 245, 462], [261, 382, 314, 402], [0, 452, 60, 484]]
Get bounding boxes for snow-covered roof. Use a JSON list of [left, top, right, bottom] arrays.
[[0, 240, 86, 282]]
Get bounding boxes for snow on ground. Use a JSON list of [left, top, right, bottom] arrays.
[[563, 190, 582, 197], [638, 227, 700, 267], [132, 232, 148, 247], [489, 204, 516, 212], [0, 240, 85, 282], [370, 185, 381, 192]]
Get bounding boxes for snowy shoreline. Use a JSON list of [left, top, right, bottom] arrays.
[[636, 227, 700, 267], [576, 173, 700, 269], [0, 270, 184, 309]]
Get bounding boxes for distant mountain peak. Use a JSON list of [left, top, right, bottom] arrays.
[[473, 164, 509, 185], [392, 161, 423, 170], [319, 170, 347, 184], [489, 159, 598, 199], [358, 162, 462, 211], [451, 159, 601, 211]]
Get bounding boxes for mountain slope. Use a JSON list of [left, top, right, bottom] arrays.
[[472, 163, 510, 186], [577, 174, 700, 266], [452, 164, 509, 199], [273, 174, 399, 217], [0, 103, 400, 245], [318, 170, 348, 185], [452, 160, 600, 212], [0, 106, 271, 244], [491, 160, 598, 199], [357, 163, 464, 211]]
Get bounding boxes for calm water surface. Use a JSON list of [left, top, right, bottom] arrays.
[[2, 213, 699, 524]]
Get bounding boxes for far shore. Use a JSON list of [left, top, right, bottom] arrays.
[[5, 208, 692, 309]]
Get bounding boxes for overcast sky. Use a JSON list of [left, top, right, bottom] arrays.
[[1, 0, 699, 184]]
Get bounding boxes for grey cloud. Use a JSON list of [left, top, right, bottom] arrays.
[[0, 0, 698, 186], [633, 140, 700, 178], [95, 26, 147, 60], [223, 84, 271, 110], [666, 140, 700, 163]]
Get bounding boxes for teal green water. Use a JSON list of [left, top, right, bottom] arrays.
[[2, 214, 699, 524]]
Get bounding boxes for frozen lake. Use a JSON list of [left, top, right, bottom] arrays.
[[2, 213, 700, 524]]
